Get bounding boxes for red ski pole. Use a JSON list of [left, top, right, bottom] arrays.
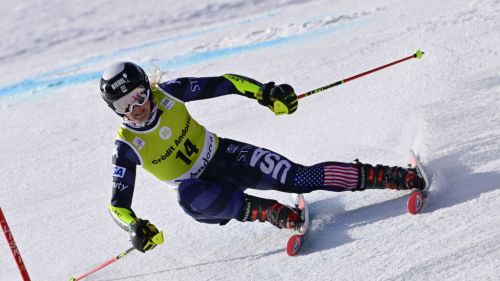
[[68, 246, 136, 281], [69, 231, 163, 280], [0, 207, 31, 281], [297, 50, 425, 100]]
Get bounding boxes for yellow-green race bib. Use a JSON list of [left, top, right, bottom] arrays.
[[116, 86, 219, 183]]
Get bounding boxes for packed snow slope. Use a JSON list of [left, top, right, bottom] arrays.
[[1, 0, 499, 280]]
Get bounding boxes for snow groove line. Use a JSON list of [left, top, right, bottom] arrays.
[[97, 249, 283, 281]]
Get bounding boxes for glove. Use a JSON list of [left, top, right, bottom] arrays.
[[257, 82, 298, 115], [129, 218, 164, 253]]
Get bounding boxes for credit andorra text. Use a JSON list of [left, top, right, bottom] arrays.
[[174, 116, 191, 146], [153, 146, 176, 164]]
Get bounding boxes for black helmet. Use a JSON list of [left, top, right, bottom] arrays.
[[99, 62, 150, 112]]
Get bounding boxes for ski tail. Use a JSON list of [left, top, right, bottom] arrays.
[[407, 150, 430, 215], [286, 194, 309, 256]]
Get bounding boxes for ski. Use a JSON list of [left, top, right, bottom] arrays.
[[407, 150, 430, 215], [286, 194, 310, 256]]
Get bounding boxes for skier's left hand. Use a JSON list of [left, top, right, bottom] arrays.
[[258, 82, 298, 115], [129, 218, 164, 253]]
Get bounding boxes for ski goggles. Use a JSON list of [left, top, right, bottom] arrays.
[[112, 87, 150, 114]]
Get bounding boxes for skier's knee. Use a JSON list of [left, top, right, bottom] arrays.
[[177, 179, 244, 221]]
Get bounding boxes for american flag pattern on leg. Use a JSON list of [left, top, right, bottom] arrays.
[[323, 163, 358, 190], [293, 162, 359, 192]]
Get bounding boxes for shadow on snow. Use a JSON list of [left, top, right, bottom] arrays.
[[300, 153, 500, 255]]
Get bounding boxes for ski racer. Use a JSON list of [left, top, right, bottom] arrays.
[[99, 62, 426, 253]]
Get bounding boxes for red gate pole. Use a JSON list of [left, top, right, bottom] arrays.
[[0, 207, 31, 281]]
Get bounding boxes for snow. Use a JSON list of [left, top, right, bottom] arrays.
[[1, 0, 499, 280]]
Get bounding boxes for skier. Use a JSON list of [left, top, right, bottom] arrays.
[[100, 62, 425, 253]]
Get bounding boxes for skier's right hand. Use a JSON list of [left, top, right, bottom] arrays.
[[129, 218, 164, 253]]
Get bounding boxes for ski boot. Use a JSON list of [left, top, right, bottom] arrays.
[[355, 161, 426, 191], [238, 194, 300, 230]]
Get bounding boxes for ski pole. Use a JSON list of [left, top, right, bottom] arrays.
[[297, 50, 424, 100], [68, 246, 136, 281], [68, 230, 164, 280]]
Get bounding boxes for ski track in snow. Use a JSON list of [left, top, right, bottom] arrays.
[[1, 0, 500, 280]]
